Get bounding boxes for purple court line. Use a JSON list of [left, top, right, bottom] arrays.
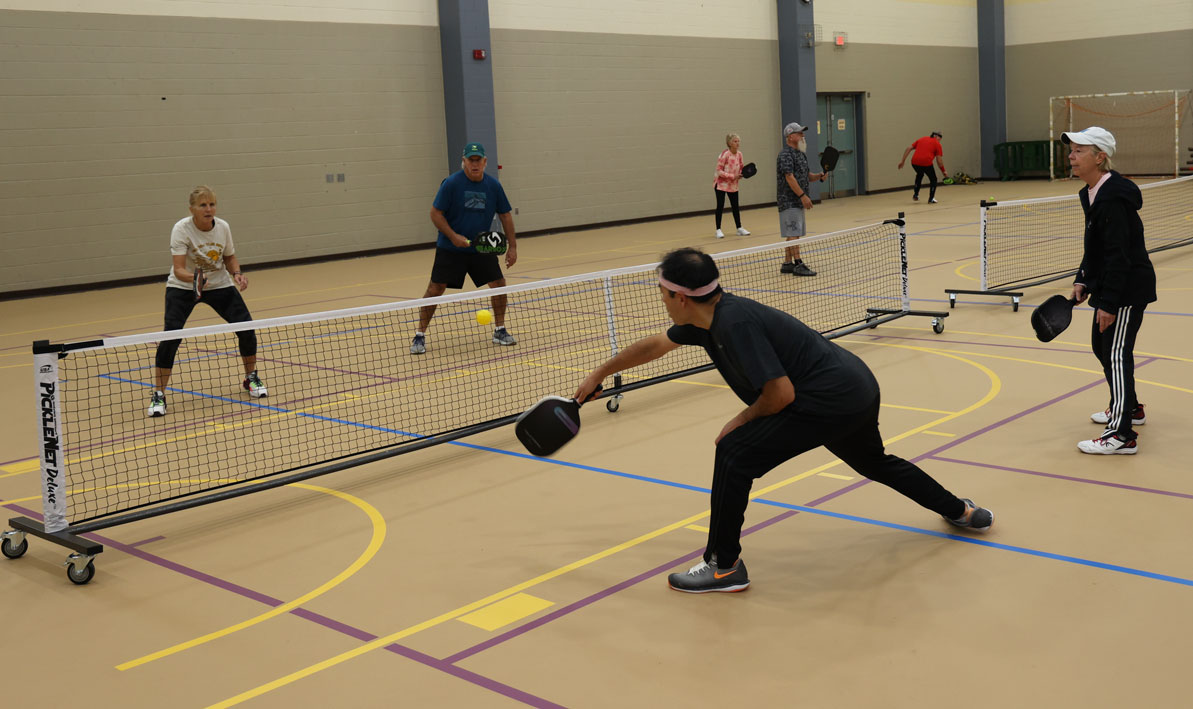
[[126, 535, 166, 548], [927, 456, 1193, 500], [443, 480, 867, 665], [856, 332, 1131, 357], [1, 501, 564, 709], [440, 361, 1160, 663]]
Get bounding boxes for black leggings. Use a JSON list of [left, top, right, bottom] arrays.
[[705, 395, 965, 566], [714, 189, 741, 229], [154, 286, 257, 369], [1091, 304, 1145, 438], [912, 164, 938, 199]]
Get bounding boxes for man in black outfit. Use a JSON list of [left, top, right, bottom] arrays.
[[1063, 127, 1157, 455], [573, 247, 993, 593]]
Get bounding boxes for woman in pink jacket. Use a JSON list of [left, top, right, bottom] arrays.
[[714, 133, 750, 238]]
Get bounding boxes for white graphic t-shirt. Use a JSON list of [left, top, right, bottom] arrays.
[[166, 217, 236, 291]]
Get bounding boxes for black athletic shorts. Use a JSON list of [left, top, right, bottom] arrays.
[[430, 248, 503, 289]]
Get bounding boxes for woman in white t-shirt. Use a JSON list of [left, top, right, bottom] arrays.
[[148, 186, 266, 417]]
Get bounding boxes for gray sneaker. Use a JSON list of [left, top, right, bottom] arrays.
[[668, 557, 750, 593], [492, 327, 517, 346], [410, 334, 426, 355], [780, 261, 795, 274], [791, 261, 817, 277], [944, 498, 993, 531]]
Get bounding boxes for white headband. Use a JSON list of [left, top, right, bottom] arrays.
[[658, 273, 720, 297]]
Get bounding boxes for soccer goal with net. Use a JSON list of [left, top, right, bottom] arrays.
[[1049, 90, 1192, 179]]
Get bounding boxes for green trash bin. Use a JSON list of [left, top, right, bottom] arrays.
[[994, 140, 1066, 180]]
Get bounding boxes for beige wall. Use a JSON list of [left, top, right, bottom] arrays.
[[490, 30, 781, 234], [0, 10, 445, 293], [1005, 29, 1193, 142], [817, 43, 981, 189]]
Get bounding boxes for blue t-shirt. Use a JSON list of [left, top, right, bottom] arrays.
[[433, 170, 512, 252]]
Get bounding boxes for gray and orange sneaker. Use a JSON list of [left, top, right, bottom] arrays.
[[944, 498, 994, 531], [668, 557, 750, 593]]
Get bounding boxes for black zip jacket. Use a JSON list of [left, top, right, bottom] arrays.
[[1074, 171, 1156, 311]]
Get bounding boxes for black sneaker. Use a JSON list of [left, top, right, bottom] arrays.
[[913, 193, 920, 201], [667, 557, 750, 593], [780, 262, 796, 274], [791, 261, 817, 277], [944, 498, 993, 531], [492, 327, 517, 346]]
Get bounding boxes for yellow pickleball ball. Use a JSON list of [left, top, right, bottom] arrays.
[[476, 309, 493, 326]]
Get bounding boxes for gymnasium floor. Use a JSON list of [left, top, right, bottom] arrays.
[[2, 179, 1191, 708]]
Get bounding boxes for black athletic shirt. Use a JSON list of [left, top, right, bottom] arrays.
[[667, 292, 878, 416]]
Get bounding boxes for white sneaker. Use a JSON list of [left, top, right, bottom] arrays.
[[1077, 433, 1138, 455], [715, 229, 725, 239], [736, 227, 750, 236], [146, 391, 166, 417], [1090, 404, 1145, 426]]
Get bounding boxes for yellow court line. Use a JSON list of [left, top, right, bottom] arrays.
[[817, 473, 854, 481], [922, 431, 956, 437], [118, 482, 386, 671], [952, 260, 978, 283], [685, 524, 710, 533], [206, 343, 1000, 708]]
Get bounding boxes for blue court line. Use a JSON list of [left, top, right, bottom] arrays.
[[453, 440, 1193, 589]]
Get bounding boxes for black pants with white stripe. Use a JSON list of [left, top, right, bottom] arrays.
[[1090, 304, 1145, 439], [705, 395, 966, 567]]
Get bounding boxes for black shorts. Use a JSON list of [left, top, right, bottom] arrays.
[[430, 248, 503, 289], [163, 285, 253, 330]]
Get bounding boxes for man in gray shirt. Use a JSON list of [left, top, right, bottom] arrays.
[[776, 122, 826, 276], [574, 248, 994, 593]]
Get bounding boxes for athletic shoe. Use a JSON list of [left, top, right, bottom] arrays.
[[913, 193, 920, 201], [791, 261, 817, 277], [492, 327, 517, 346], [1078, 432, 1138, 455], [780, 261, 796, 274], [736, 227, 751, 236], [1091, 404, 1145, 426], [929, 198, 939, 204], [715, 229, 725, 239], [146, 391, 166, 418], [943, 498, 993, 531], [243, 371, 268, 398], [668, 557, 750, 593], [410, 334, 426, 355]]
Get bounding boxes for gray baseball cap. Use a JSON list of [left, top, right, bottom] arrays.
[[783, 122, 808, 137]]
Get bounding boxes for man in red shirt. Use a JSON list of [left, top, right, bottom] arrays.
[[898, 131, 948, 203]]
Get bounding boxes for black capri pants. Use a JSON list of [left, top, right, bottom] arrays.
[[912, 163, 938, 197], [705, 394, 965, 566], [154, 286, 257, 369]]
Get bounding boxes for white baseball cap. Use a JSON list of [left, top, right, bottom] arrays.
[[1061, 126, 1116, 157]]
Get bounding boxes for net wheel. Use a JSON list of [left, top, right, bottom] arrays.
[[1012, 297, 1020, 312], [606, 395, 621, 413], [1, 536, 28, 559], [948, 293, 956, 308], [932, 318, 945, 335], [67, 559, 96, 585]]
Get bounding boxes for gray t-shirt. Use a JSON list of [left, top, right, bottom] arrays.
[[667, 293, 878, 416], [776, 145, 810, 212]]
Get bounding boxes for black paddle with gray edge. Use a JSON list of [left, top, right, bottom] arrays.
[[1031, 295, 1077, 342], [515, 386, 602, 457]]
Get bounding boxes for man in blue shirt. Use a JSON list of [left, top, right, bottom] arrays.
[[411, 142, 518, 354]]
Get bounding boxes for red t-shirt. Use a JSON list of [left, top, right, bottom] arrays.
[[910, 136, 943, 166]]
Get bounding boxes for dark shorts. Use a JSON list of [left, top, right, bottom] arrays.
[[163, 285, 253, 329], [430, 248, 503, 289]]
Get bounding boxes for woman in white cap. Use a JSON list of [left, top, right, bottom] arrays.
[[1062, 126, 1156, 455]]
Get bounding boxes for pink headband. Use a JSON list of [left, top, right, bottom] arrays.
[[658, 272, 720, 297]]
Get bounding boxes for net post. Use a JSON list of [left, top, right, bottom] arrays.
[[32, 340, 69, 533], [601, 275, 619, 358], [979, 201, 990, 291], [894, 213, 910, 313], [1049, 96, 1055, 182], [1175, 89, 1181, 179]]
